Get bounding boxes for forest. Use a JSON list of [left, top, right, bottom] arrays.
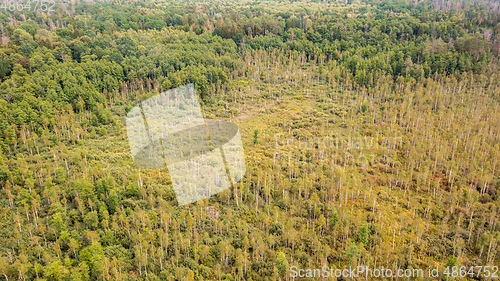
[[0, 0, 499, 280]]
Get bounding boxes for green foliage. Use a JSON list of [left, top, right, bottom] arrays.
[[80, 243, 104, 277], [83, 211, 99, 229], [72, 179, 95, 202], [44, 260, 69, 281], [275, 252, 288, 276], [445, 256, 458, 268], [0, 1, 498, 280], [107, 190, 120, 214], [98, 126, 107, 136], [50, 212, 67, 233], [344, 241, 361, 264], [126, 182, 140, 198], [361, 98, 369, 113], [358, 224, 371, 245], [331, 208, 339, 226], [70, 262, 90, 281]]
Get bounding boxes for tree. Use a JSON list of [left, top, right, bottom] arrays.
[[0, 53, 12, 80], [84, 211, 99, 229], [80, 242, 104, 277], [344, 241, 361, 264], [116, 37, 138, 57], [331, 207, 338, 227], [275, 252, 288, 277], [361, 98, 369, 113], [358, 224, 370, 245], [44, 260, 69, 281], [0, 255, 9, 280], [107, 190, 120, 214], [99, 126, 107, 136], [72, 179, 95, 202]]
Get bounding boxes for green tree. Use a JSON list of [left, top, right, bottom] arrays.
[[275, 252, 288, 277], [99, 126, 107, 136], [72, 179, 95, 202], [358, 224, 370, 245], [107, 190, 120, 214], [331, 207, 338, 227], [361, 98, 369, 113], [344, 241, 361, 264], [84, 211, 99, 229], [44, 260, 69, 281]]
